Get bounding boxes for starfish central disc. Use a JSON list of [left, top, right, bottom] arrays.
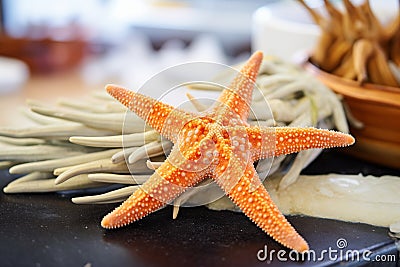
[[205, 122, 228, 141]]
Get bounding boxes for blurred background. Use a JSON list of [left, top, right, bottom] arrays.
[[0, 0, 397, 124], [1, 0, 396, 83], [0, 0, 274, 85]]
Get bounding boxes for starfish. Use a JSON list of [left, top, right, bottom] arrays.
[[103, 51, 354, 252]]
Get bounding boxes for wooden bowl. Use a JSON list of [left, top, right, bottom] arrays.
[[304, 61, 400, 169], [0, 36, 87, 73]]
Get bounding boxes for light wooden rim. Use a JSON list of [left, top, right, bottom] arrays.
[[303, 61, 400, 108]]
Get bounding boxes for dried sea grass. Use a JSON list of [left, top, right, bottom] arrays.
[[4, 56, 380, 226], [4, 173, 105, 193], [299, 0, 400, 87]]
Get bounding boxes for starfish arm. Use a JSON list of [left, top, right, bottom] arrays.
[[212, 51, 263, 125], [101, 146, 207, 228], [106, 84, 194, 143], [243, 126, 355, 161], [213, 152, 309, 252]]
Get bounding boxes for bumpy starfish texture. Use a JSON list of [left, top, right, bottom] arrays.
[[103, 51, 354, 252]]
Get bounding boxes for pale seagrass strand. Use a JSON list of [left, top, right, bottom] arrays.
[[54, 159, 130, 184], [88, 173, 150, 184], [54, 155, 165, 185], [256, 74, 296, 88], [90, 90, 116, 101], [9, 149, 120, 174], [104, 102, 129, 113], [0, 161, 16, 169], [30, 106, 130, 132], [146, 160, 163, 170], [279, 150, 321, 190], [111, 147, 138, 164], [76, 90, 126, 112], [71, 186, 138, 204], [69, 130, 159, 148], [185, 92, 208, 112], [185, 83, 222, 91], [20, 107, 68, 125], [0, 136, 45, 146], [128, 140, 172, 164], [4, 174, 105, 193], [5, 172, 54, 188], [0, 144, 90, 162], [57, 98, 124, 114], [0, 123, 116, 139], [172, 179, 215, 219]]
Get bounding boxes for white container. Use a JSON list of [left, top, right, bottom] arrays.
[[252, 0, 398, 62], [252, 0, 319, 62], [0, 57, 29, 93]]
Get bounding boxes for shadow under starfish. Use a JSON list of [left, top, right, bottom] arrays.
[[101, 51, 354, 252]]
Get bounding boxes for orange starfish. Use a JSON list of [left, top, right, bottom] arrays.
[[103, 51, 354, 252]]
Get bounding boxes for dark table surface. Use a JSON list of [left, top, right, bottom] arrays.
[[0, 150, 399, 267]]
